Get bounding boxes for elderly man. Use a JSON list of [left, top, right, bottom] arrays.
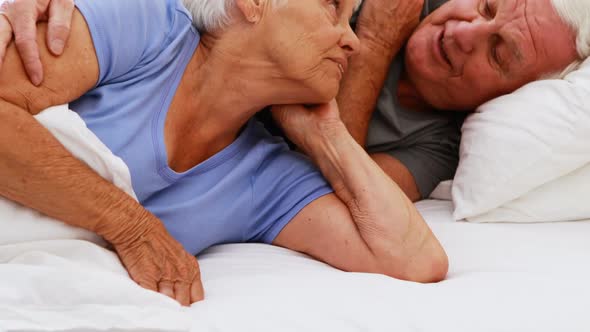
[[0, 0, 587, 204], [335, 0, 587, 201]]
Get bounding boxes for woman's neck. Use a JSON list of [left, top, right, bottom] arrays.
[[165, 34, 285, 172]]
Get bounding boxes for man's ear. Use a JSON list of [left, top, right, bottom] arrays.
[[235, 0, 267, 23]]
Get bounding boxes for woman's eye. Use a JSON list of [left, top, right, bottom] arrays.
[[328, 0, 340, 10]]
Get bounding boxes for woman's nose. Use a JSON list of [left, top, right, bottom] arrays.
[[445, 19, 494, 54], [340, 24, 360, 57]]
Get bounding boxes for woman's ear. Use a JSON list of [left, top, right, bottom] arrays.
[[235, 0, 266, 23]]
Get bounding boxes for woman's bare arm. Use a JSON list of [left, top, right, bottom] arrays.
[[272, 102, 448, 283], [0, 12, 204, 305]]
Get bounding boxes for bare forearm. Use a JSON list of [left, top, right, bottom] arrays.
[[305, 121, 429, 256], [337, 42, 397, 146], [304, 121, 447, 281], [0, 102, 153, 244], [338, 0, 423, 146]]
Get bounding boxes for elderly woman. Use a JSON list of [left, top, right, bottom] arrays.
[[0, 0, 448, 306]]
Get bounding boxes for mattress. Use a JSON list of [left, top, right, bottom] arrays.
[[2, 199, 590, 331]]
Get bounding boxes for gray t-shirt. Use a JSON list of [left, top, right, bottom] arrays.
[[355, 0, 462, 197]]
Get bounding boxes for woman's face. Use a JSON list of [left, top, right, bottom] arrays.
[[260, 0, 360, 103]]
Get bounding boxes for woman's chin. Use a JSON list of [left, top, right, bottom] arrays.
[[310, 82, 339, 104]]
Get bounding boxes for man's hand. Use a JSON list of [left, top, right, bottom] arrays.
[[106, 214, 205, 306], [336, 0, 424, 146], [0, 0, 75, 85], [355, 0, 424, 51]]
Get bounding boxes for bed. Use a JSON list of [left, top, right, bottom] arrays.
[[2, 198, 590, 332]]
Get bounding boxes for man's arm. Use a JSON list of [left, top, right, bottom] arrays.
[[0, 12, 203, 305], [336, 0, 425, 201], [272, 102, 448, 283], [337, 0, 424, 146]]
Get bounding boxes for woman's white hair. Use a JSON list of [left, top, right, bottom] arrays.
[[182, 0, 362, 33], [548, 0, 590, 77]]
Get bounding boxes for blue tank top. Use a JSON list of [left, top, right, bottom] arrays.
[[72, 0, 332, 254]]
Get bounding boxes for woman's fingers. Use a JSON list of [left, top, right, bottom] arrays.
[[0, 14, 12, 70], [47, 0, 74, 55]]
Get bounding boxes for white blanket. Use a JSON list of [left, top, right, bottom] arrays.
[[2, 107, 590, 331]]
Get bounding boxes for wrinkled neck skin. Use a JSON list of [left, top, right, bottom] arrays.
[[175, 32, 278, 135], [165, 28, 301, 171]]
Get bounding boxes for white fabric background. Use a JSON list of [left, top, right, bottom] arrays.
[[1, 107, 589, 331]]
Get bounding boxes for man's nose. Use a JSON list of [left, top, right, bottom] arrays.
[[444, 19, 494, 54]]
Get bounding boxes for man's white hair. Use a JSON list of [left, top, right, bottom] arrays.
[[549, 0, 590, 77], [182, 0, 362, 33]]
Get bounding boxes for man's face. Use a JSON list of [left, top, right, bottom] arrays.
[[405, 0, 579, 111]]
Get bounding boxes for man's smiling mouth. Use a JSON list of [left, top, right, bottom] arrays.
[[439, 30, 452, 67]]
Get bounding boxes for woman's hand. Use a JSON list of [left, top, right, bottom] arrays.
[[0, 0, 75, 85], [107, 215, 205, 306], [271, 100, 343, 155]]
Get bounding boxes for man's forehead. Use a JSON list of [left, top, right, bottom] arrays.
[[510, 0, 577, 76], [524, 0, 575, 52]]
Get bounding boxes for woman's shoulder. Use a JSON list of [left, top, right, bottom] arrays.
[[75, 0, 196, 40], [74, 0, 199, 85]]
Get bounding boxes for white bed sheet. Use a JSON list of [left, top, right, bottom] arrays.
[[3, 200, 590, 332]]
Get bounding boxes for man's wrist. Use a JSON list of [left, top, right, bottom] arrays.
[[92, 194, 159, 246], [355, 27, 400, 57]]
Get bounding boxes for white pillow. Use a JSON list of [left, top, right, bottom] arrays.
[[452, 58, 590, 222], [466, 163, 590, 222]]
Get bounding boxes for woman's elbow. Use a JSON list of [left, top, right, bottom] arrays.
[[377, 241, 449, 283], [404, 248, 449, 283]]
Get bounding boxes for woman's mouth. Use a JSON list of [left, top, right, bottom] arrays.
[[329, 58, 348, 77]]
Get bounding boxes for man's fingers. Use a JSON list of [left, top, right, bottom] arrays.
[[174, 282, 191, 306], [136, 278, 158, 293], [12, 14, 42, 85], [47, 0, 74, 55], [0, 14, 13, 70], [158, 280, 176, 300], [190, 277, 205, 303]]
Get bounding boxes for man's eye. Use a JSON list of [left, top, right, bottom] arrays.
[[484, 0, 495, 18], [491, 45, 500, 64], [490, 35, 505, 70]]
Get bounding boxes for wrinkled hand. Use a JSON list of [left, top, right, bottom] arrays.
[[110, 220, 205, 306], [0, 0, 75, 85], [271, 100, 343, 154], [355, 0, 424, 51]]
